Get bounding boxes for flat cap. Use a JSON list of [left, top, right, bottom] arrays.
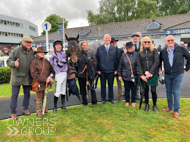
[[22, 36, 33, 42], [131, 32, 139, 37]]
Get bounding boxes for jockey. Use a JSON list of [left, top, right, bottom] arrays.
[[50, 40, 68, 113]]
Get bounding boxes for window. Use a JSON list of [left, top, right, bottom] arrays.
[[29, 26, 36, 31], [0, 31, 23, 38]]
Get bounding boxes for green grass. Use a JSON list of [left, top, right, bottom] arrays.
[[1, 98, 190, 142], [0, 78, 120, 98]]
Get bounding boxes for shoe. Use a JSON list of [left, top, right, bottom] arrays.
[[53, 96, 58, 114], [153, 105, 158, 113], [125, 102, 129, 107], [23, 110, 30, 116], [173, 112, 179, 118], [45, 107, 50, 113], [111, 100, 115, 104], [162, 107, 172, 112], [144, 104, 149, 112], [131, 103, 136, 107], [11, 113, 17, 120], [102, 101, 106, 105], [118, 97, 122, 102], [61, 95, 68, 111], [37, 111, 42, 117]]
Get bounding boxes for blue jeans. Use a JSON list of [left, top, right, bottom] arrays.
[[100, 72, 114, 101], [10, 85, 31, 114], [124, 80, 137, 103], [165, 74, 184, 113]]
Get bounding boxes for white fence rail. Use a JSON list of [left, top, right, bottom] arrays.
[[0, 55, 52, 67]]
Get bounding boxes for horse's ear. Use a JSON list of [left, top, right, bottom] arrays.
[[65, 34, 69, 41], [76, 34, 79, 41]]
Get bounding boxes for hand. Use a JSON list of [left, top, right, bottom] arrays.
[[50, 78, 53, 82], [146, 72, 152, 79], [14, 59, 19, 67], [141, 75, 147, 82], [46, 78, 53, 83], [98, 71, 101, 75], [118, 77, 123, 82], [159, 68, 163, 75], [114, 71, 117, 75], [184, 70, 187, 74]]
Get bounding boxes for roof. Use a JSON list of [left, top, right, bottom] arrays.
[[33, 14, 190, 42]]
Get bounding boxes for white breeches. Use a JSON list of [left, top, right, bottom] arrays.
[[54, 72, 67, 97]]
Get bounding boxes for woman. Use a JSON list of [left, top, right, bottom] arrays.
[[30, 47, 55, 116], [118, 41, 138, 107], [137, 37, 159, 113], [77, 40, 97, 106]]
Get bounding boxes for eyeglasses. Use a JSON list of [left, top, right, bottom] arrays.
[[144, 41, 150, 43], [167, 39, 174, 42]]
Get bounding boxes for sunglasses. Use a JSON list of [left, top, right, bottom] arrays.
[[167, 39, 174, 42], [144, 41, 150, 43]]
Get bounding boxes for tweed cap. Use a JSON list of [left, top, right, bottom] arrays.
[[111, 37, 119, 43], [131, 32, 139, 37], [22, 36, 33, 42]]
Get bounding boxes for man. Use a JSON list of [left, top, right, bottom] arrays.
[[137, 32, 142, 41], [110, 37, 124, 102], [41, 43, 46, 51], [96, 34, 118, 104], [157, 45, 162, 52], [7, 36, 35, 120], [131, 32, 141, 100], [159, 35, 190, 118], [121, 44, 126, 53]]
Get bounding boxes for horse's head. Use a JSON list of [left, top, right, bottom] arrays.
[[65, 34, 79, 67]]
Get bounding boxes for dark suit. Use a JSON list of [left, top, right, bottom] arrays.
[[133, 41, 141, 52], [96, 44, 118, 101]]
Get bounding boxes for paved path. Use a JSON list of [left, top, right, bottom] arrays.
[[0, 72, 190, 120]]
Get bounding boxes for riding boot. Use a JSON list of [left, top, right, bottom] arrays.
[[144, 104, 149, 112], [153, 105, 158, 113], [61, 95, 68, 111], [53, 96, 58, 113], [36, 99, 42, 117]]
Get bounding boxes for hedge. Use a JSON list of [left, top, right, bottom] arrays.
[[0, 67, 11, 84]]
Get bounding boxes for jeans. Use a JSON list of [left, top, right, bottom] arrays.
[[165, 73, 184, 113], [123, 80, 137, 103], [10, 85, 31, 114], [100, 72, 115, 101]]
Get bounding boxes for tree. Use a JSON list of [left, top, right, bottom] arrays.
[[41, 14, 68, 35]]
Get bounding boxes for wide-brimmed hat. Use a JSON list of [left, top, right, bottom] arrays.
[[34, 47, 48, 54], [131, 32, 139, 37], [22, 36, 33, 42], [126, 41, 134, 48], [111, 37, 119, 43]]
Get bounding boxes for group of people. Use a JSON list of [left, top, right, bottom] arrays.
[[6, 32, 190, 120]]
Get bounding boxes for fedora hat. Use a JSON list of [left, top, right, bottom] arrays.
[[125, 41, 134, 48], [111, 37, 119, 43], [34, 47, 48, 54]]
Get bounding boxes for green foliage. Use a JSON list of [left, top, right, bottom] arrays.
[[0, 67, 11, 84], [87, 0, 190, 25], [41, 14, 68, 35]]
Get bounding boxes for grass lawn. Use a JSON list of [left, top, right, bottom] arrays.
[[1, 98, 190, 141], [0, 78, 120, 98]]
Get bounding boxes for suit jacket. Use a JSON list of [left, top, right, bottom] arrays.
[[133, 41, 141, 52]]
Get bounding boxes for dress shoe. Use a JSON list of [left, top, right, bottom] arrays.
[[131, 103, 136, 107], [118, 97, 122, 102], [153, 105, 158, 113], [23, 109, 30, 116], [125, 102, 129, 107], [111, 100, 115, 104], [37, 111, 42, 117], [102, 101, 106, 105], [11, 113, 17, 120], [173, 112, 179, 118], [144, 104, 149, 112], [162, 107, 172, 112]]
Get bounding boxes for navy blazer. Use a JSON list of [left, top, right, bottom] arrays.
[[96, 44, 118, 73]]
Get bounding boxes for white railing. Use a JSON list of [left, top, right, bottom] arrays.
[[0, 55, 52, 67]]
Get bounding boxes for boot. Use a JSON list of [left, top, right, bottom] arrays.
[[61, 95, 68, 111], [53, 96, 58, 113], [144, 104, 149, 112], [36, 99, 42, 117], [153, 105, 158, 113]]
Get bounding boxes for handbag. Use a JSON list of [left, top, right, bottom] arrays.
[[32, 60, 45, 92]]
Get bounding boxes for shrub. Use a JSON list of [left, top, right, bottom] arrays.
[[0, 67, 11, 84]]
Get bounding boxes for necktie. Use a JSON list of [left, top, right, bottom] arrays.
[[135, 44, 137, 52]]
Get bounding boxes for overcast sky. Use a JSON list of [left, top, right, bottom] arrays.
[[0, 0, 100, 35]]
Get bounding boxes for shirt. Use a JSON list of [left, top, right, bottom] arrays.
[[133, 41, 140, 50], [167, 46, 174, 67], [104, 44, 110, 53]]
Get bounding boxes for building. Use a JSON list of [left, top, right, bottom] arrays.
[[0, 13, 38, 49], [33, 14, 190, 51]]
